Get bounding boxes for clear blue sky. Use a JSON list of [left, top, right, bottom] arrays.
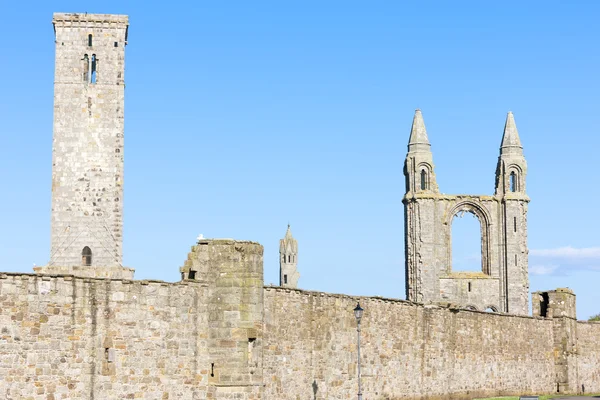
[[1, 1, 599, 318]]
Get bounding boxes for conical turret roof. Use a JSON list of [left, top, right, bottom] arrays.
[[408, 109, 431, 152], [500, 112, 523, 154]]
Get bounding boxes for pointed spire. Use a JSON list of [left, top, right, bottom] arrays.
[[285, 224, 293, 239], [408, 109, 431, 153], [500, 111, 523, 155]]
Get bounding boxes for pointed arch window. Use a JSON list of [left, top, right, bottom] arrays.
[[420, 169, 427, 190], [91, 54, 97, 84], [82, 247, 92, 266], [509, 171, 517, 192]]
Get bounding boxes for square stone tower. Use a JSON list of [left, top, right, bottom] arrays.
[[37, 13, 133, 279]]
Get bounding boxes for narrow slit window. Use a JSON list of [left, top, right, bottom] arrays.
[[88, 34, 93, 47], [515, 254, 517, 266], [514, 216, 517, 232], [284, 274, 288, 284], [468, 282, 472, 292], [83, 54, 89, 82], [420, 169, 427, 190], [288, 255, 291, 262], [91, 54, 97, 84], [509, 171, 517, 192], [82, 246, 92, 266]]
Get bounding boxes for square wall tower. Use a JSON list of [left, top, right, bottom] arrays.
[[39, 13, 133, 279]]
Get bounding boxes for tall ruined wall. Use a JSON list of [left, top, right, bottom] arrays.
[[0, 273, 209, 400], [263, 287, 556, 400]]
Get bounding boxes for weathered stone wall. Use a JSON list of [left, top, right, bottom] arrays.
[[0, 273, 209, 400], [264, 287, 557, 400], [575, 321, 600, 393], [3, 272, 600, 399], [0, 239, 264, 400]]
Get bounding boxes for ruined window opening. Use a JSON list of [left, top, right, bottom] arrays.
[[284, 274, 288, 284], [451, 211, 482, 273], [468, 282, 472, 292], [514, 216, 517, 232], [88, 34, 93, 47], [82, 246, 92, 266], [420, 169, 427, 190], [540, 292, 549, 317], [83, 54, 89, 82], [188, 270, 196, 280], [509, 171, 517, 192], [248, 337, 256, 364], [91, 54, 97, 84]]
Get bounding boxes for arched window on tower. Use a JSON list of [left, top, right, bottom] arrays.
[[91, 54, 97, 84], [82, 247, 92, 266], [509, 171, 517, 192], [83, 54, 89, 82], [288, 255, 291, 262], [420, 169, 428, 190]]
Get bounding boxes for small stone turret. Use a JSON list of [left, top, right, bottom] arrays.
[[279, 225, 299, 288]]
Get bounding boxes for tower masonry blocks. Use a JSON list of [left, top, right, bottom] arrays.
[[403, 110, 529, 314], [36, 13, 133, 279]]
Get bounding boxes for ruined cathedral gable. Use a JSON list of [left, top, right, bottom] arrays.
[[403, 110, 529, 314]]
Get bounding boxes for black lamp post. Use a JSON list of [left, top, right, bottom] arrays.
[[354, 302, 364, 400]]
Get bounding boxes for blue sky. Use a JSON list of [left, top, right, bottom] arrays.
[[1, 1, 599, 318]]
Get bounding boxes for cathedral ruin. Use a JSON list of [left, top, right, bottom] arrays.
[[0, 12, 598, 400]]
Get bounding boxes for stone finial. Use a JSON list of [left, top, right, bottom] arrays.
[[408, 109, 431, 153], [500, 111, 523, 154]]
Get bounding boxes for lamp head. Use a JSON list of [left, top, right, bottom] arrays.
[[354, 302, 364, 323]]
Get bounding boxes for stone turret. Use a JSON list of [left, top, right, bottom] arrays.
[[494, 112, 530, 314], [404, 109, 439, 195], [279, 225, 299, 288]]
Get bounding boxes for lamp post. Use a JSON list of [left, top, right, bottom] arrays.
[[354, 302, 364, 400]]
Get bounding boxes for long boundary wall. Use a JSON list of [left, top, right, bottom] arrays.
[[264, 287, 600, 400], [1, 270, 600, 399]]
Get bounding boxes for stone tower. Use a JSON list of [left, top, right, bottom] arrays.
[[403, 110, 529, 314], [279, 225, 299, 288], [37, 13, 133, 279]]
